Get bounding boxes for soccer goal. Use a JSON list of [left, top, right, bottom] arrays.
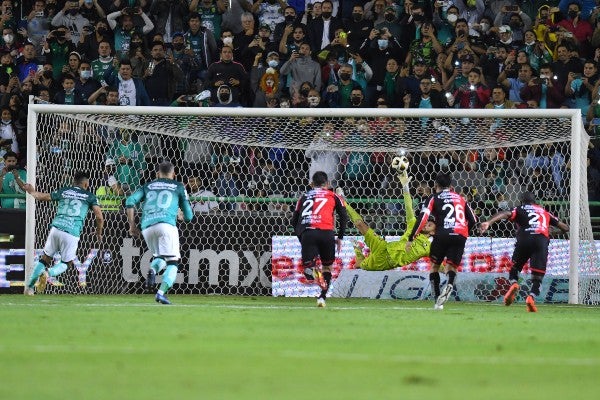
[[26, 104, 599, 304]]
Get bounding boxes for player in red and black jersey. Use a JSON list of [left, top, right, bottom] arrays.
[[291, 171, 348, 307], [407, 172, 477, 310], [480, 192, 569, 312]]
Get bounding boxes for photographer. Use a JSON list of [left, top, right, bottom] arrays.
[[0, 151, 26, 209], [79, 0, 107, 25], [106, 6, 154, 59], [50, 0, 91, 44], [42, 26, 76, 80], [0, 108, 19, 156], [77, 19, 113, 61], [144, 41, 183, 106]]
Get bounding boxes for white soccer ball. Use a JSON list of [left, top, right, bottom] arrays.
[[391, 156, 410, 171]]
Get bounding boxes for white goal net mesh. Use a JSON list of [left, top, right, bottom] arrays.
[[29, 106, 599, 303]]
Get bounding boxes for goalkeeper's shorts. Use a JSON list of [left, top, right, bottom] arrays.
[[360, 228, 392, 271]]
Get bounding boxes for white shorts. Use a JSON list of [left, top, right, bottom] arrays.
[[43, 227, 80, 262], [142, 223, 181, 260]]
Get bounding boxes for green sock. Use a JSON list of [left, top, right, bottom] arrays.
[[27, 262, 46, 288], [48, 262, 67, 277], [159, 264, 178, 293], [150, 258, 167, 274], [345, 203, 362, 224]]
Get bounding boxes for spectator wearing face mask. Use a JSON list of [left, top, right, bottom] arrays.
[[53, 74, 86, 104], [76, 19, 113, 61], [42, 26, 76, 80], [75, 59, 101, 103], [214, 84, 243, 106], [345, 4, 373, 51], [324, 63, 361, 107], [307, 0, 344, 52], [251, 51, 283, 105], [454, 0, 485, 36], [433, 4, 459, 46], [556, 2, 593, 57]]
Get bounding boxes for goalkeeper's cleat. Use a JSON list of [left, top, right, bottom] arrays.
[[35, 270, 49, 294], [526, 295, 537, 312], [433, 303, 444, 310], [504, 282, 520, 306], [48, 277, 64, 287], [435, 284, 453, 307], [145, 269, 156, 290], [155, 292, 171, 305], [317, 297, 326, 308], [24, 286, 35, 296]]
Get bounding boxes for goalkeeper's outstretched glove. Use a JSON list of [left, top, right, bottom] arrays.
[[398, 170, 412, 187]]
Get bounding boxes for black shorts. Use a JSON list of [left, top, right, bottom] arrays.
[[429, 234, 467, 267], [300, 229, 336, 266], [512, 234, 550, 274]]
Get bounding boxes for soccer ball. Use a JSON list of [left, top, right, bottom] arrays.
[[391, 156, 409, 171]]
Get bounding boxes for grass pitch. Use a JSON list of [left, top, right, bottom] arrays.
[[1, 295, 599, 400]]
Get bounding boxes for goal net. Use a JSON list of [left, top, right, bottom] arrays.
[[26, 105, 599, 304]]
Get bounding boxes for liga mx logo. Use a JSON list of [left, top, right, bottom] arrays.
[[101, 250, 113, 264]]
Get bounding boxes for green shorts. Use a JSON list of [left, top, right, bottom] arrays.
[[360, 228, 392, 271]]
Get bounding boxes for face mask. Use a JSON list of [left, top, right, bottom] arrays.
[[3, 34, 13, 43], [1, 119, 11, 125], [285, 15, 295, 24], [80, 70, 92, 79], [446, 13, 458, 23], [43, 70, 53, 79], [267, 59, 278, 68], [97, 27, 108, 35], [509, 21, 521, 30], [412, 14, 424, 23], [65, 88, 74, 95], [385, 14, 395, 22], [352, 13, 362, 21], [279, 101, 290, 108], [377, 39, 388, 48], [322, 11, 332, 19], [223, 37, 233, 46], [479, 22, 489, 32], [351, 96, 362, 105], [438, 158, 449, 168], [339, 72, 351, 81], [218, 93, 230, 102], [568, 10, 578, 19], [500, 37, 512, 44], [525, 40, 535, 46], [308, 96, 320, 106], [69, 9, 78, 15], [173, 43, 184, 51]]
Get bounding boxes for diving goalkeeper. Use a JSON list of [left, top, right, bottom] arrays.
[[340, 164, 436, 271]]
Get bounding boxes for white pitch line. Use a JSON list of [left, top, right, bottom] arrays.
[[281, 350, 600, 367], [0, 302, 434, 311]]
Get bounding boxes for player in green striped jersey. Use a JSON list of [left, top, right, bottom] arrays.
[[16, 171, 104, 295], [125, 161, 193, 304]]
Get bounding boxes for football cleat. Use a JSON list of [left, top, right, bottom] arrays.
[[24, 287, 35, 296], [433, 304, 444, 310], [504, 282, 520, 306], [35, 270, 49, 294], [436, 284, 453, 307], [155, 292, 171, 305], [317, 297, 326, 308], [303, 267, 315, 281], [313, 267, 328, 291], [526, 295, 537, 312], [145, 269, 156, 290]]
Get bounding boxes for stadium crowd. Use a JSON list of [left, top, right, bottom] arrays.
[[0, 0, 599, 228]]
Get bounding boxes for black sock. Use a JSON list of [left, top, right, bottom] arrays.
[[509, 267, 520, 282], [320, 272, 332, 299], [447, 270, 456, 285], [430, 272, 440, 299], [531, 274, 543, 297]]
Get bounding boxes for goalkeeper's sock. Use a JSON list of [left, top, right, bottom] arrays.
[[345, 203, 362, 224], [150, 258, 167, 274], [429, 272, 441, 299], [27, 262, 47, 288], [447, 270, 457, 285], [47, 262, 68, 277], [159, 264, 178, 294]]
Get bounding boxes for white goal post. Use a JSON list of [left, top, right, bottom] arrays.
[[26, 104, 598, 303]]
